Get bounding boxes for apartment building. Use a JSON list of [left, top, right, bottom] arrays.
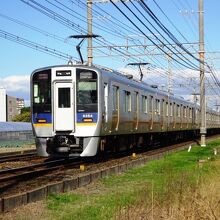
[[0, 88, 25, 122], [0, 88, 6, 122]]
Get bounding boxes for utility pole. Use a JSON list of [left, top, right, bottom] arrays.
[[167, 54, 172, 94], [87, 0, 93, 65], [199, 0, 206, 147]]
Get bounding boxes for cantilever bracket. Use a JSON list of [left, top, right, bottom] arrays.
[[67, 34, 100, 64], [127, 62, 150, 81]]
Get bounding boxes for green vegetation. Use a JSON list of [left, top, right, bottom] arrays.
[[45, 138, 220, 220], [0, 140, 34, 148], [12, 107, 31, 122]]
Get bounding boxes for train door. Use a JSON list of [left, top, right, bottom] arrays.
[[149, 96, 154, 130], [155, 99, 160, 130], [103, 83, 109, 131], [180, 105, 183, 129], [133, 92, 139, 130], [192, 107, 196, 127], [170, 103, 173, 128], [173, 103, 176, 129], [111, 85, 119, 131], [161, 100, 164, 130], [54, 82, 74, 131]]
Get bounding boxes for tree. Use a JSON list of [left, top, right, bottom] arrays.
[[12, 107, 31, 122], [21, 107, 30, 114]]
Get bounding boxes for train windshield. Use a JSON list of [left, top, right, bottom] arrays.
[[76, 69, 97, 113], [32, 69, 51, 113]]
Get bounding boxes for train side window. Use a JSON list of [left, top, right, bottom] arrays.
[[104, 83, 108, 122], [181, 105, 183, 117], [124, 91, 131, 112], [155, 99, 160, 115], [189, 108, 192, 118], [161, 100, 164, 116], [149, 96, 153, 113], [177, 105, 180, 117], [184, 106, 187, 117], [166, 102, 169, 116], [170, 103, 173, 116], [186, 107, 189, 118], [173, 103, 176, 117], [112, 86, 119, 111], [141, 95, 148, 113], [134, 92, 138, 113], [128, 92, 131, 112]]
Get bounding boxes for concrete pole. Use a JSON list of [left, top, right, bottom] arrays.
[[87, 0, 93, 66], [199, 0, 206, 146], [167, 54, 172, 94]]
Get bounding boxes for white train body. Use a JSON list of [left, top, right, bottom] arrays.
[[31, 65, 220, 157]]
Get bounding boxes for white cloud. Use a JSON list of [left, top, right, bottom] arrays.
[[0, 75, 30, 93], [0, 75, 30, 106]]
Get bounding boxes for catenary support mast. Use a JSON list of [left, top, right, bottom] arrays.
[[87, 0, 93, 65], [199, 0, 206, 146]]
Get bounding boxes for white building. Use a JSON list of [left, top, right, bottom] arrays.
[[0, 88, 6, 122]]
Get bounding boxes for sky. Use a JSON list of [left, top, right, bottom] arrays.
[[0, 0, 220, 107]]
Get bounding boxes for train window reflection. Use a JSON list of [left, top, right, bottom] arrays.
[[124, 91, 131, 112], [77, 69, 97, 113], [112, 86, 119, 111], [58, 88, 70, 108], [32, 69, 51, 113], [78, 82, 97, 104], [34, 84, 39, 98], [141, 96, 147, 113]]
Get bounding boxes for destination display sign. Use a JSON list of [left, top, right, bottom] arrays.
[[56, 70, 71, 76]]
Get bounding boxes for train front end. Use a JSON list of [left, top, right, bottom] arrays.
[[31, 65, 101, 157]]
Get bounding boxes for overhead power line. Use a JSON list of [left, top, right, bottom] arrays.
[[109, 0, 199, 71], [0, 29, 77, 61]]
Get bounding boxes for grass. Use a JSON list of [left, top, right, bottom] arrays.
[[2, 138, 220, 220], [44, 138, 220, 220], [0, 140, 35, 148]]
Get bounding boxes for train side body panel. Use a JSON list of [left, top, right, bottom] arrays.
[[31, 65, 220, 157]]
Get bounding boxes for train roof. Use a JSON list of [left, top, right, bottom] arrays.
[[31, 64, 195, 108]]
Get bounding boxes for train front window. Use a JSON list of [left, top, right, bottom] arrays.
[[77, 69, 97, 113], [32, 70, 51, 113]]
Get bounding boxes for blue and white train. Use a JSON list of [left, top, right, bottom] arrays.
[[31, 64, 220, 157]]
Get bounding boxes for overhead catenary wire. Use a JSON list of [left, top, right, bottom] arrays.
[[132, 0, 220, 98], [0, 13, 72, 44], [0, 29, 77, 61], [109, 0, 200, 71], [73, 0, 178, 68], [10, 0, 219, 103], [20, 0, 192, 79], [137, 1, 203, 66], [80, 0, 216, 95], [44, 0, 128, 39], [19, 0, 149, 64]]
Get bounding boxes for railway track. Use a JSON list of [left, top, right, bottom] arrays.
[[0, 150, 36, 163], [0, 156, 87, 196], [0, 134, 219, 198]]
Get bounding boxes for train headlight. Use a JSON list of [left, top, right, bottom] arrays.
[[37, 119, 46, 123], [83, 118, 93, 122]]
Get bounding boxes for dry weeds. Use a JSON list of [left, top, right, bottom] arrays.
[[115, 167, 220, 220]]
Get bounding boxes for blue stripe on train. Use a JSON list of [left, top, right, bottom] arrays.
[[77, 112, 98, 123], [32, 113, 52, 123], [32, 112, 97, 124]]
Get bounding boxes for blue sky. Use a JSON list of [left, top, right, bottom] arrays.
[[0, 0, 220, 106]]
